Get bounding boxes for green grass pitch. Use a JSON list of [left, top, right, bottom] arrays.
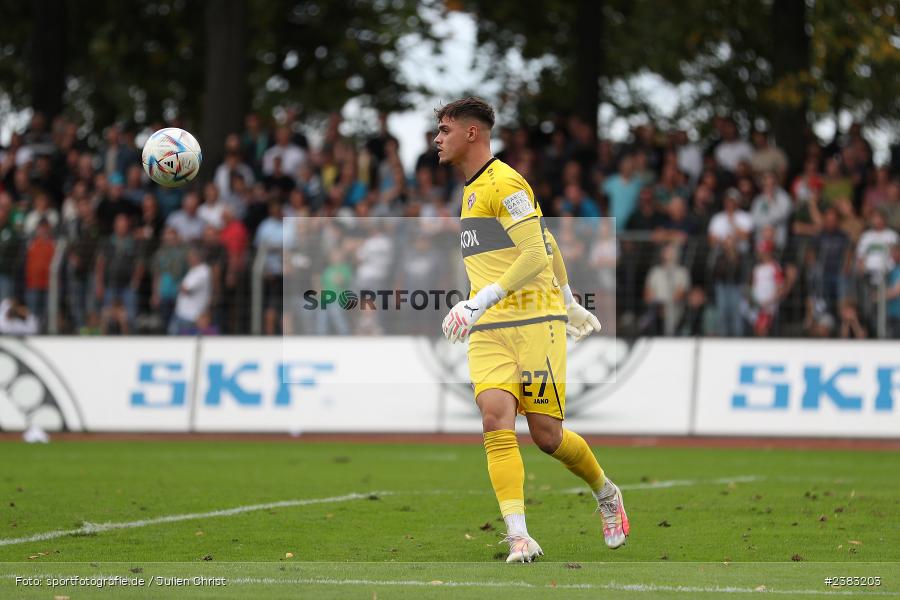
[[0, 439, 898, 598]]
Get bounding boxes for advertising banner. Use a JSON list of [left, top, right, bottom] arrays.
[[694, 340, 900, 437]]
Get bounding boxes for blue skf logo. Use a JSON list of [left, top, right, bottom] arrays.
[[731, 364, 898, 411], [131, 362, 335, 407]]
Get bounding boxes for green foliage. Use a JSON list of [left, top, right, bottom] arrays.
[[461, 0, 900, 131], [0, 0, 440, 129]]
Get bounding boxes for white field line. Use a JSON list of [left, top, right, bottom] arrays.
[[562, 475, 763, 494], [0, 491, 391, 547], [0, 476, 760, 548], [223, 577, 894, 596]]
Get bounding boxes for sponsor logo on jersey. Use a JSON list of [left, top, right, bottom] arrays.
[[467, 192, 476, 209], [460, 229, 480, 248]]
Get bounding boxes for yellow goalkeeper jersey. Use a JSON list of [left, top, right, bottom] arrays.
[[459, 157, 566, 330]]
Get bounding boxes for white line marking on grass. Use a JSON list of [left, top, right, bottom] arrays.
[[0, 491, 392, 547], [224, 577, 895, 596], [562, 475, 762, 494]]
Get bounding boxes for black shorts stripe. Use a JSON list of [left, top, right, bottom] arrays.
[[470, 314, 567, 332], [545, 356, 563, 419]]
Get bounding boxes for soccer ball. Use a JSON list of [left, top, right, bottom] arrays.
[[141, 127, 203, 187]]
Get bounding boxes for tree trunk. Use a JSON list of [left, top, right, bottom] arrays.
[[30, 0, 67, 121], [201, 0, 247, 182], [769, 0, 809, 177], [573, 0, 602, 139]]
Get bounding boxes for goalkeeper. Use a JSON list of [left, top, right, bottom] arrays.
[[435, 97, 629, 564]]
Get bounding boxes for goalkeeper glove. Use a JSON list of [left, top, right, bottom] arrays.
[[442, 283, 504, 343], [561, 284, 601, 341]]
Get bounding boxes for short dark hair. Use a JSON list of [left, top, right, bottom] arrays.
[[435, 97, 495, 129]]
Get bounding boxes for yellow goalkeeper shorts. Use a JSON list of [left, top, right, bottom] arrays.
[[467, 318, 567, 419]]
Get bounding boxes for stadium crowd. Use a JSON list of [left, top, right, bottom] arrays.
[[0, 109, 898, 338]]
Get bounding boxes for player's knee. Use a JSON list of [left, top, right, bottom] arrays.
[[481, 413, 507, 433], [532, 429, 562, 454]]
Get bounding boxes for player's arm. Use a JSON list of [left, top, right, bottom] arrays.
[[442, 216, 548, 343], [497, 216, 549, 293], [544, 228, 601, 341]]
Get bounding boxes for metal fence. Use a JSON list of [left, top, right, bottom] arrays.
[[0, 227, 894, 338]]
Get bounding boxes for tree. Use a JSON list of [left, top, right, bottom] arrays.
[[0, 0, 440, 141], [459, 0, 900, 166], [202, 0, 248, 178]]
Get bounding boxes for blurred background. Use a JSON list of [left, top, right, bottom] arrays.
[[0, 0, 898, 340]]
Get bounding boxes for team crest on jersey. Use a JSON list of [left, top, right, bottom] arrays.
[[467, 192, 476, 209]]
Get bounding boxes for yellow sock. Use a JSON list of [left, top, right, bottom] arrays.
[[483, 429, 525, 517], [551, 429, 606, 492]]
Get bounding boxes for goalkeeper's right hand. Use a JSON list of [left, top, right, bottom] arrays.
[[562, 284, 601, 342]]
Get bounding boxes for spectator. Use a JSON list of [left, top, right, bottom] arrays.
[[263, 155, 296, 196], [714, 118, 753, 174], [284, 188, 309, 218], [0, 297, 38, 335], [254, 200, 285, 335], [641, 243, 690, 335], [676, 286, 709, 336], [751, 171, 792, 249], [222, 170, 250, 220], [171, 246, 211, 334], [708, 188, 752, 253], [219, 207, 249, 332], [135, 193, 164, 253], [749, 129, 788, 181], [750, 239, 784, 336], [65, 197, 102, 329], [670, 130, 703, 185], [95, 214, 143, 330], [241, 113, 271, 177], [862, 165, 892, 217], [838, 298, 867, 339], [151, 227, 187, 332], [657, 196, 700, 242], [812, 207, 850, 314], [626, 187, 664, 232], [821, 156, 853, 208], [790, 156, 824, 205], [0, 204, 20, 301], [198, 182, 226, 230], [880, 180, 900, 231], [24, 220, 55, 329], [711, 237, 744, 336], [317, 246, 353, 335], [603, 154, 644, 231], [262, 126, 305, 183], [100, 124, 137, 179], [836, 198, 865, 243], [60, 180, 90, 229], [855, 209, 898, 285], [23, 190, 60, 237], [122, 164, 146, 206], [653, 162, 690, 206], [166, 191, 205, 242], [96, 172, 140, 235], [885, 245, 900, 337], [561, 182, 602, 222], [690, 184, 716, 231], [201, 225, 226, 328], [214, 135, 255, 199]]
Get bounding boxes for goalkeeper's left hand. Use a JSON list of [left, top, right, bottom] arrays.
[[562, 284, 601, 341], [442, 283, 504, 343]]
